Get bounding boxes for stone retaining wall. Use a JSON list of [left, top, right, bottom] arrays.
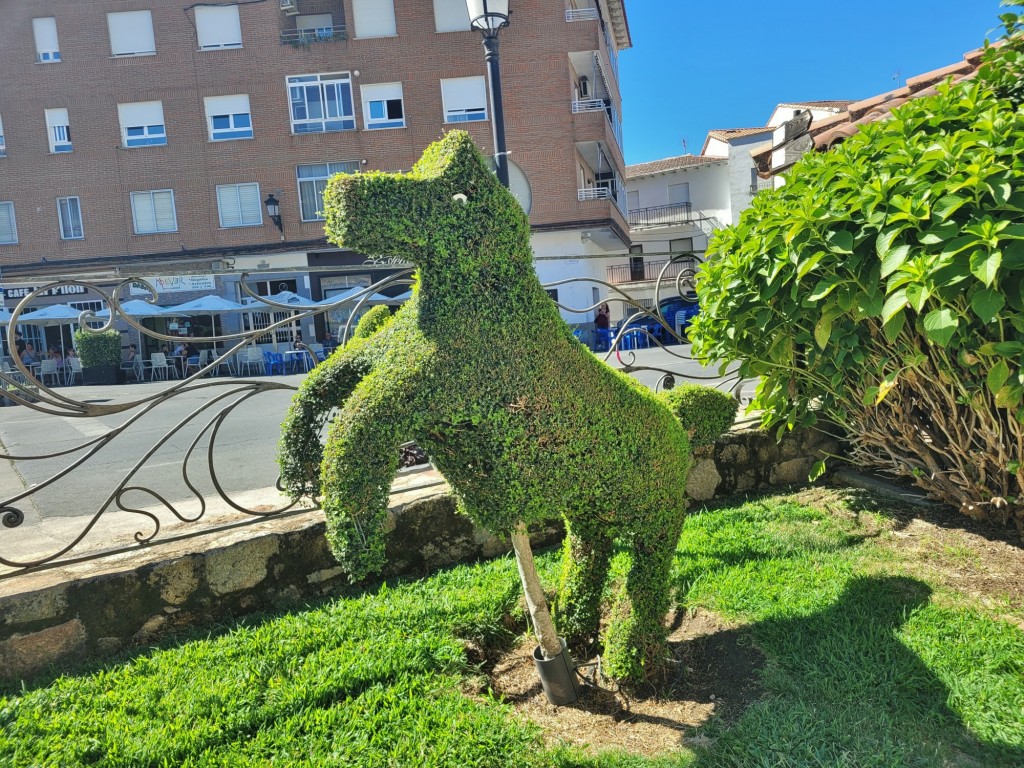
[[0, 425, 841, 682]]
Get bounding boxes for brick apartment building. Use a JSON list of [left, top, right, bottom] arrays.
[[0, 0, 630, 352]]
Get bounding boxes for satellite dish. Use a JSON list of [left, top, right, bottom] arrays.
[[487, 157, 532, 215]]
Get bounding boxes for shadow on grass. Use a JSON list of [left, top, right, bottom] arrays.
[[691, 575, 1024, 768]]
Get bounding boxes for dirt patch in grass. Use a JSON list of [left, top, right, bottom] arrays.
[[486, 609, 763, 758]]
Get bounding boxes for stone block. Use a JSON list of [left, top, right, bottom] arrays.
[[205, 537, 278, 595], [0, 619, 87, 677], [686, 457, 722, 501], [149, 556, 200, 606], [0, 586, 67, 628]]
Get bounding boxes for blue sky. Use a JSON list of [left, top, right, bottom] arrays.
[[619, 1, 1010, 164]]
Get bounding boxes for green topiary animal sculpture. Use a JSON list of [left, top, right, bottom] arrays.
[[278, 131, 692, 682]]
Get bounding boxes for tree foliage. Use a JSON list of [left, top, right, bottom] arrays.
[[691, 31, 1024, 531]]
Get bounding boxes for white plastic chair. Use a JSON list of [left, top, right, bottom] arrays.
[[149, 353, 179, 380], [65, 357, 84, 385], [236, 347, 265, 377], [185, 349, 210, 377], [38, 359, 62, 387]]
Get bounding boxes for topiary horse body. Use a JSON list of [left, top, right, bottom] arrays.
[[279, 132, 691, 681]]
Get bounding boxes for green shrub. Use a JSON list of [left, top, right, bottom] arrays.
[[659, 384, 738, 449], [72, 330, 122, 368], [279, 131, 692, 684], [353, 305, 393, 339], [690, 28, 1024, 528]]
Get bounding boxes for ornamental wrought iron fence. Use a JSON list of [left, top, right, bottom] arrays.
[[0, 254, 754, 578]]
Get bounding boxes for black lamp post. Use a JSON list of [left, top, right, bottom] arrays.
[[264, 193, 283, 233], [466, 0, 511, 189]]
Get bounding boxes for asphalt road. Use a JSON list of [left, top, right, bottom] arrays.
[[0, 344, 746, 523]]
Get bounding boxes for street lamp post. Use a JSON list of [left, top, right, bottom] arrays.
[[465, 0, 511, 189]]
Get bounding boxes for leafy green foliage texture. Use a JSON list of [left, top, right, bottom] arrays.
[[352, 304, 393, 339], [691, 21, 1024, 531], [278, 132, 692, 682], [659, 384, 738, 451], [72, 329, 121, 368]]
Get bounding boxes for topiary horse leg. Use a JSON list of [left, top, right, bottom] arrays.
[[602, 520, 685, 684], [278, 336, 378, 500], [556, 518, 614, 649], [317, 374, 416, 582]]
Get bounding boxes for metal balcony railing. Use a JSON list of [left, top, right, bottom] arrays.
[[750, 179, 774, 194], [627, 202, 695, 229], [571, 99, 623, 152], [280, 25, 347, 45], [565, 8, 599, 21], [606, 257, 698, 285]]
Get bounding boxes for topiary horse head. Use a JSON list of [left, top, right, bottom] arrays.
[[278, 131, 692, 682]]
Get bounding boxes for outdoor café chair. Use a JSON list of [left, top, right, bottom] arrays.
[[65, 357, 84, 385], [149, 353, 179, 380], [38, 359, 62, 387], [184, 350, 209, 377]]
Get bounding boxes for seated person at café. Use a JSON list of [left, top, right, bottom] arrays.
[[20, 343, 38, 365], [48, 346, 64, 367]]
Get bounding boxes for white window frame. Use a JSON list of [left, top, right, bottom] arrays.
[[361, 83, 405, 130], [118, 101, 167, 148], [296, 161, 359, 222], [440, 76, 487, 123], [204, 95, 253, 141], [0, 202, 17, 244], [667, 182, 690, 205], [216, 183, 262, 228], [287, 73, 355, 134], [33, 18, 61, 63], [433, 0, 471, 32], [107, 10, 156, 57], [627, 190, 639, 211], [57, 196, 83, 240], [195, 5, 243, 49], [351, 0, 397, 38], [130, 190, 178, 234], [45, 108, 72, 153]]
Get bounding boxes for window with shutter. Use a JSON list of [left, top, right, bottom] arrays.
[[440, 77, 487, 123], [204, 95, 253, 141], [352, 0, 396, 37], [667, 182, 690, 205], [361, 83, 405, 130], [0, 202, 17, 244], [216, 183, 262, 228], [433, 0, 471, 32], [196, 6, 242, 49], [107, 11, 155, 56], [118, 101, 167, 147], [57, 196, 83, 240], [131, 190, 177, 234], [45, 108, 72, 153], [32, 18, 61, 62]]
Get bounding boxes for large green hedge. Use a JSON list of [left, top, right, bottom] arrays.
[[690, 27, 1024, 529], [279, 131, 692, 682]]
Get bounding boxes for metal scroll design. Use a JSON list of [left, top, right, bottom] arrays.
[[0, 256, 752, 577], [0, 272, 414, 576]]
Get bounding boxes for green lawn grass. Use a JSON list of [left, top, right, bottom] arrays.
[[1, 491, 1022, 767]]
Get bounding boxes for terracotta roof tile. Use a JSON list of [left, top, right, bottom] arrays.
[[706, 127, 773, 141], [776, 100, 857, 111], [753, 46, 989, 177], [625, 154, 724, 178]]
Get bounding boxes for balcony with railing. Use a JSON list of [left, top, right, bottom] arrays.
[[627, 202, 696, 230], [578, 182, 626, 215], [571, 98, 623, 151], [750, 178, 774, 195], [280, 24, 347, 46], [565, 7, 599, 21], [606, 257, 699, 285]]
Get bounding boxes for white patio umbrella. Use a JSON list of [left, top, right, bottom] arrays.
[[316, 287, 393, 305], [385, 290, 413, 304], [161, 294, 270, 354], [260, 290, 318, 308], [96, 299, 171, 352], [16, 303, 87, 359]]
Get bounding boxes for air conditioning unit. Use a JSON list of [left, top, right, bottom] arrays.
[[280, 0, 299, 15], [578, 76, 590, 99]]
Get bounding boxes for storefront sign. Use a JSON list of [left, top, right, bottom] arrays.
[[130, 275, 217, 296], [3, 285, 88, 301]]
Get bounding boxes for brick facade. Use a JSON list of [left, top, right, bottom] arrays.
[[0, 0, 630, 275]]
